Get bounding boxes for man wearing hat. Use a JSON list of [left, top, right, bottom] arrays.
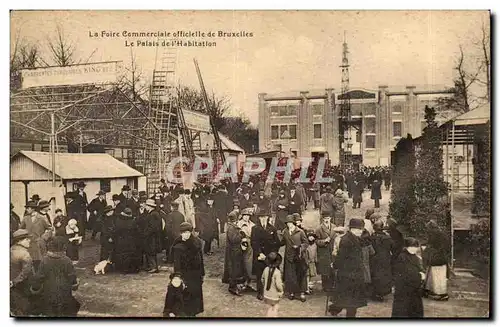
[[168, 202, 186, 243], [319, 186, 336, 218], [287, 185, 304, 217], [195, 195, 218, 256], [128, 189, 141, 217], [10, 229, 34, 316], [274, 189, 289, 231], [113, 208, 141, 274], [118, 185, 131, 206], [20, 200, 53, 271], [282, 214, 308, 302], [112, 194, 127, 218], [251, 211, 282, 300], [87, 190, 108, 240], [315, 214, 337, 292], [141, 199, 163, 273], [328, 218, 367, 317], [74, 181, 89, 238], [99, 205, 116, 261], [222, 211, 246, 296]]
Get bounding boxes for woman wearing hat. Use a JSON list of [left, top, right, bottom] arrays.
[[315, 214, 337, 292], [333, 189, 349, 227], [222, 211, 246, 296], [100, 206, 116, 261], [74, 181, 89, 238], [369, 220, 394, 302], [20, 201, 53, 272], [171, 222, 205, 316], [10, 229, 34, 316], [328, 218, 367, 317], [113, 208, 141, 274], [273, 190, 289, 231]]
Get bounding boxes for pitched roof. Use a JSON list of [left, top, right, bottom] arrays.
[[453, 102, 490, 126], [198, 133, 245, 153], [14, 151, 143, 179]]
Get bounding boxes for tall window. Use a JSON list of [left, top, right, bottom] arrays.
[[393, 121, 402, 137], [365, 135, 376, 149], [271, 125, 279, 139], [279, 125, 288, 138], [313, 124, 322, 139], [289, 125, 297, 139], [365, 118, 376, 134]]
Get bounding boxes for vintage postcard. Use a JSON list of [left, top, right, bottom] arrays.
[[9, 10, 490, 318]]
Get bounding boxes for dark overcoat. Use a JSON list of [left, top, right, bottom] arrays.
[[251, 221, 282, 276], [100, 214, 116, 261], [171, 235, 205, 316], [273, 197, 289, 230], [331, 232, 367, 309], [370, 180, 382, 200], [282, 227, 308, 294], [87, 197, 107, 232], [392, 250, 424, 318], [287, 191, 303, 215], [351, 181, 364, 203], [222, 223, 246, 285], [169, 210, 186, 241], [142, 210, 163, 255], [315, 223, 337, 275], [195, 206, 218, 242], [370, 231, 394, 296], [113, 215, 141, 273]]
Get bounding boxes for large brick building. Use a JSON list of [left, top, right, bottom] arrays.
[[258, 85, 454, 167]]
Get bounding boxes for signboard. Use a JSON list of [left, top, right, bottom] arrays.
[[21, 61, 120, 89], [183, 109, 211, 133]]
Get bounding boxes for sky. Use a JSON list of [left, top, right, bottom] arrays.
[[10, 10, 489, 125]]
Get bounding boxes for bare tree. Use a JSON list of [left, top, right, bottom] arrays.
[[474, 21, 490, 102], [118, 48, 149, 101]]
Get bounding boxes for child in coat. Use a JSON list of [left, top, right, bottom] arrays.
[[65, 219, 82, 264], [163, 272, 187, 317], [262, 252, 283, 317], [304, 230, 318, 294]]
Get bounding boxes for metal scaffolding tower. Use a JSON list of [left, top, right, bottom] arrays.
[[338, 31, 361, 170]]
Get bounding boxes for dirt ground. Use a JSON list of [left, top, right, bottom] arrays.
[[73, 189, 490, 318]]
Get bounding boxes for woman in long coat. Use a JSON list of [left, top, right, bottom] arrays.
[[329, 219, 367, 317], [195, 202, 217, 255], [370, 220, 394, 301], [282, 215, 308, 302], [332, 189, 349, 226], [274, 191, 289, 231], [171, 222, 205, 317], [222, 212, 246, 295], [371, 179, 382, 208], [113, 208, 141, 274], [20, 204, 52, 270], [315, 215, 337, 292], [392, 238, 424, 317], [422, 220, 450, 301]]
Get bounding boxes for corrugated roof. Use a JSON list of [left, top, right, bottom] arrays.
[[15, 151, 143, 179]]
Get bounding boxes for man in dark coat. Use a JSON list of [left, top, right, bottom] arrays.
[[10, 229, 35, 316], [87, 190, 107, 240], [100, 206, 116, 261], [351, 178, 364, 209], [73, 181, 89, 238], [169, 202, 186, 242], [112, 194, 127, 218], [282, 215, 308, 302], [31, 236, 80, 317], [370, 178, 382, 208], [222, 211, 246, 296], [128, 190, 141, 217], [113, 208, 141, 274], [117, 185, 131, 207], [287, 186, 303, 216], [171, 222, 205, 317], [392, 237, 425, 317], [315, 215, 337, 292], [10, 204, 21, 243], [251, 212, 282, 300], [195, 198, 218, 255], [213, 186, 230, 233], [142, 199, 163, 273], [370, 220, 394, 301], [329, 218, 367, 317], [273, 190, 289, 231]]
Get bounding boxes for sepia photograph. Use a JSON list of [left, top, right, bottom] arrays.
[[9, 10, 491, 318]]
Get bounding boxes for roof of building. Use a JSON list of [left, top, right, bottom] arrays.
[[12, 151, 143, 179], [197, 132, 245, 153], [452, 102, 490, 126]]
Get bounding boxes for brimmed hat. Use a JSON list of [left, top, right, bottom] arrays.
[[37, 200, 50, 209], [96, 190, 106, 196], [326, 186, 332, 192], [241, 208, 253, 216], [228, 211, 239, 222], [292, 213, 302, 222], [232, 200, 240, 207], [112, 194, 120, 201], [179, 222, 193, 233], [31, 194, 41, 202], [77, 181, 86, 188], [121, 208, 133, 217], [257, 211, 270, 217], [25, 201, 38, 209], [132, 189, 138, 196], [12, 229, 30, 243], [285, 215, 295, 224], [139, 191, 147, 197], [65, 192, 76, 200], [122, 185, 131, 191], [145, 199, 156, 207], [103, 205, 114, 214], [335, 189, 344, 196], [349, 218, 365, 229], [171, 202, 180, 208], [265, 252, 282, 268], [306, 230, 317, 238], [169, 272, 182, 280]]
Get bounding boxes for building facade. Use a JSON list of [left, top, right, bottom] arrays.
[[258, 85, 454, 167]]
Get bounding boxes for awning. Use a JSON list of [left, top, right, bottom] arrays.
[[453, 103, 490, 126]]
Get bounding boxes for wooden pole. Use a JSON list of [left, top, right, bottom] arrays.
[[450, 120, 455, 270], [51, 111, 56, 187]]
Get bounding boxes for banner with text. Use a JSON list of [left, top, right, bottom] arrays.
[[20, 62, 121, 89], [183, 109, 211, 133]]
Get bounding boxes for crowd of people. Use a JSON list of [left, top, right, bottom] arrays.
[[10, 165, 450, 318]]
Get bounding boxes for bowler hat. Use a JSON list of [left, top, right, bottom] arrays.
[[77, 181, 86, 188], [122, 185, 131, 191], [179, 222, 193, 233], [228, 211, 239, 222], [121, 208, 133, 217], [31, 194, 41, 202], [25, 201, 38, 209], [265, 252, 282, 268], [145, 199, 156, 207], [241, 208, 253, 216], [349, 218, 365, 229], [12, 229, 30, 243], [285, 215, 295, 224], [103, 205, 114, 214], [112, 194, 120, 201], [96, 190, 106, 196], [292, 213, 302, 222], [37, 200, 50, 209]]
